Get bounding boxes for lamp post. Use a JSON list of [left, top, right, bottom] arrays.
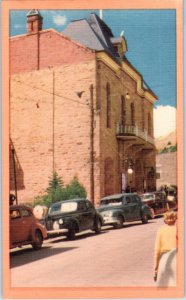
[[89, 84, 95, 205], [127, 161, 134, 193], [122, 157, 134, 193]]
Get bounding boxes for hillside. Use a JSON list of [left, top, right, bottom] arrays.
[[155, 131, 176, 152]]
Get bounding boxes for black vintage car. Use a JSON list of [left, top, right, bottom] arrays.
[[96, 193, 152, 228], [45, 198, 103, 240]]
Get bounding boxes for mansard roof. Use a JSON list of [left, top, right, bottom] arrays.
[[62, 13, 121, 59], [27, 9, 43, 18]]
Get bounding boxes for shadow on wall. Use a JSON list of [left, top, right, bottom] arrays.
[[9, 139, 25, 192]]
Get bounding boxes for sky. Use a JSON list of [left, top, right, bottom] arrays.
[[10, 9, 177, 137]]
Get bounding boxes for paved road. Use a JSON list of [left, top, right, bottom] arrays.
[[10, 217, 164, 287]]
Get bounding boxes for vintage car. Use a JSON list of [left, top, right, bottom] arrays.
[[96, 193, 152, 228], [10, 205, 47, 250], [45, 198, 103, 240], [166, 188, 177, 210], [140, 191, 169, 216]]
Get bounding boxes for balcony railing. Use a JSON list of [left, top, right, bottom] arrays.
[[116, 123, 155, 145]]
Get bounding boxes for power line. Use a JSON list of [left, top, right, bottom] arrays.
[[11, 77, 144, 105], [11, 77, 89, 107]]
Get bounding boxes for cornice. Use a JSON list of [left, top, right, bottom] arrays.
[[96, 52, 157, 104]]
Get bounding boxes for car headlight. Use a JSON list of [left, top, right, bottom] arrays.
[[53, 221, 60, 230], [58, 218, 63, 225]]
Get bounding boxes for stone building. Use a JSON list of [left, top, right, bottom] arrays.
[[156, 152, 177, 189], [10, 10, 157, 205]]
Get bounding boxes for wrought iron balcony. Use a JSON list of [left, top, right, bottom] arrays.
[[116, 123, 155, 145]]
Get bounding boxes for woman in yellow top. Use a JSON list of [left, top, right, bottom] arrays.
[[154, 210, 177, 286]]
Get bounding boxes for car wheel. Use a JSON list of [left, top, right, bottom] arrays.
[[32, 230, 43, 250], [113, 216, 124, 229], [67, 223, 76, 240], [141, 214, 149, 224], [94, 218, 102, 234]]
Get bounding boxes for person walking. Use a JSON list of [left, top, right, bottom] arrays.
[[154, 210, 177, 286]]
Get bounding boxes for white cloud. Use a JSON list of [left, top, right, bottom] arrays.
[[14, 24, 24, 29], [153, 105, 176, 138], [52, 14, 67, 26]]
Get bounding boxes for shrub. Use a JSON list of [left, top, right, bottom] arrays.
[[33, 173, 87, 207], [65, 176, 87, 199]]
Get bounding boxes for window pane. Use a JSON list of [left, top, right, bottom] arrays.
[[10, 210, 21, 219], [22, 209, 31, 217]]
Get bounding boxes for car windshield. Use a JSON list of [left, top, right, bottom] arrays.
[[49, 202, 78, 213], [100, 198, 122, 206]]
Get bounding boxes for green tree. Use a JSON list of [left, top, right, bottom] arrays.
[[65, 176, 87, 199], [33, 173, 87, 207], [46, 171, 64, 192]]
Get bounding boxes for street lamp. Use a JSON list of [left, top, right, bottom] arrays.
[[125, 92, 130, 100], [127, 167, 133, 174]]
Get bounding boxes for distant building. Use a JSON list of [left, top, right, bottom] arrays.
[[156, 152, 177, 189], [10, 10, 157, 204]]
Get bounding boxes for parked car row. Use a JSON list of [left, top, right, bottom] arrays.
[[10, 191, 171, 251], [139, 190, 177, 218]]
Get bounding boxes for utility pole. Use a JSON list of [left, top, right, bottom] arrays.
[[49, 67, 55, 173], [90, 84, 94, 205]]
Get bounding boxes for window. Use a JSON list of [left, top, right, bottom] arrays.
[[86, 201, 94, 210], [125, 196, 132, 204], [78, 202, 87, 211], [10, 209, 21, 219], [141, 98, 145, 131], [106, 83, 111, 128], [148, 113, 152, 135], [131, 103, 135, 126], [22, 209, 32, 217], [121, 96, 126, 126], [131, 197, 138, 203], [132, 196, 141, 204]]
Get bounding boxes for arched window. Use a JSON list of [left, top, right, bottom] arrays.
[[148, 113, 152, 135], [106, 83, 111, 128], [104, 157, 114, 196], [131, 102, 135, 126], [141, 98, 145, 131], [121, 96, 126, 126]]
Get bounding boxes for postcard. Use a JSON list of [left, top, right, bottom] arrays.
[[1, 0, 184, 298]]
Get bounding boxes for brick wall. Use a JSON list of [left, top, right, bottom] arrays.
[[97, 61, 155, 196], [10, 29, 156, 204], [10, 30, 95, 75], [10, 60, 99, 203]]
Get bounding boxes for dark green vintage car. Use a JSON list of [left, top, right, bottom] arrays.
[[45, 198, 103, 240], [96, 193, 152, 228]]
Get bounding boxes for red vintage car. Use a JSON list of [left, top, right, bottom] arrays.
[[10, 205, 47, 250]]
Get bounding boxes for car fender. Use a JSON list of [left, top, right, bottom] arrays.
[[94, 213, 103, 226], [34, 222, 47, 239], [67, 218, 80, 233], [141, 204, 151, 216], [112, 209, 125, 220]]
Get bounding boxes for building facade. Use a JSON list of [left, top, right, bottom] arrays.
[[10, 10, 157, 205]]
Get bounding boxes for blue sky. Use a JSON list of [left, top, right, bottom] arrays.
[[10, 9, 176, 108]]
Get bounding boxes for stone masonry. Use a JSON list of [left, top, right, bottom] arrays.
[[10, 11, 157, 205]]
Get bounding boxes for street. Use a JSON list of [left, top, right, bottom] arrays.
[[10, 217, 164, 287]]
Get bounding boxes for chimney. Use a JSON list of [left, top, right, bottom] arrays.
[[27, 9, 43, 34]]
